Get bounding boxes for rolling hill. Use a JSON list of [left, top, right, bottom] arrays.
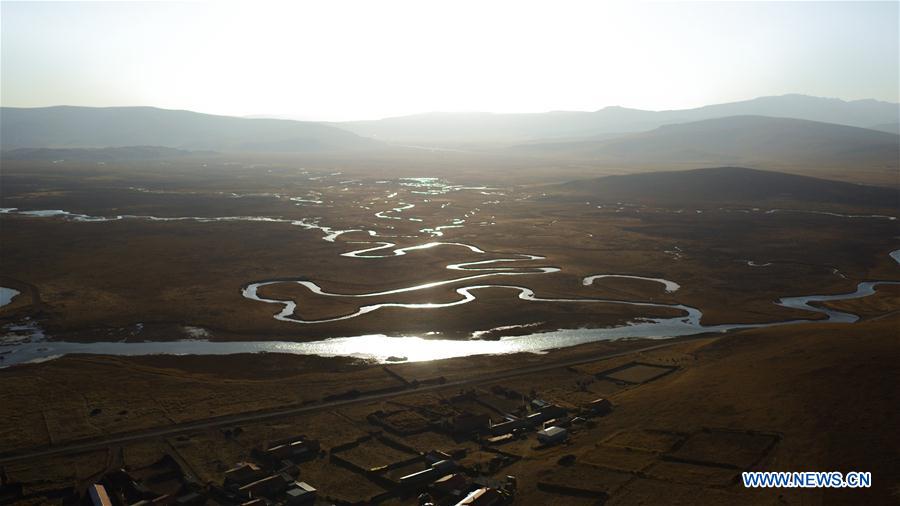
[[519, 116, 900, 169], [0, 106, 380, 152], [552, 166, 899, 208], [335, 94, 900, 145], [869, 122, 900, 135]]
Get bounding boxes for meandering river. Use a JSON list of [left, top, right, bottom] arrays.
[[1, 195, 898, 367], [2, 248, 896, 366]]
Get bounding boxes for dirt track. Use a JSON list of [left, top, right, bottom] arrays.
[[0, 339, 690, 465]]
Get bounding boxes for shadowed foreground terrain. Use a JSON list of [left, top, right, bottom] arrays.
[[1, 311, 897, 505]]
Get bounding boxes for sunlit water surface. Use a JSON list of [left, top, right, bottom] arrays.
[[1, 199, 897, 367]]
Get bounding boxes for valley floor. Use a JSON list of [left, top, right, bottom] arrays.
[[0, 154, 897, 505]]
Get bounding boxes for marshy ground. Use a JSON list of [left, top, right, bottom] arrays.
[[0, 152, 898, 504], [1, 156, 896, 342]]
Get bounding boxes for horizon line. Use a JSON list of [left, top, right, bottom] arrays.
[[1, 93, 898, 124]]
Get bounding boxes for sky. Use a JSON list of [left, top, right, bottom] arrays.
[[1, 1, 898, 121]]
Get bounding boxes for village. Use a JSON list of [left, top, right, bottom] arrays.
[[71, 388, 615, 506], [3, 356, 707, 506]]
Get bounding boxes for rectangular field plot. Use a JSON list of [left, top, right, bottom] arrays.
[[580, 445, 658, 472], [475, 391, 527, 414], [369, 409, 432, 434], [333, 438, 418, 471], [458, 448, 520, 473], [587, 378, 628, 396], [401, 430, 478, 454], [600, 362, 678, 384], [537, 463, 634, 497], [666, 429, 779, 469], [296, 460, 388, 503], [602, 429, 685, 453]]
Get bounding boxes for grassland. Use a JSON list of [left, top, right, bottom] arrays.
[[1, 157, 896, 341], [0, 152, 897, 505]]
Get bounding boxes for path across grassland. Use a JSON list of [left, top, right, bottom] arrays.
[[0, 338, 697, 465]]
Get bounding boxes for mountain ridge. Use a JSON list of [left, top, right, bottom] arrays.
[[334, 94, 900, 144], [517, 115, 900, 169], [0, 105, 381, 152]]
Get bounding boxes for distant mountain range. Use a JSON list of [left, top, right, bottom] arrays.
[[516, 116, 900, 169], [1, 96, 896, 172], [336, 94, 899, 144], [552, 166, 899, 208], [0, 106, 379, 152]]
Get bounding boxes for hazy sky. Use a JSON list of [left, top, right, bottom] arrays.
[[2, 1, 898, 121]]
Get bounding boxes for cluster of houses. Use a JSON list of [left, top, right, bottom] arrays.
[[223, 462, 316, 505], [81, 456, 208, 506], [450, 397, 613, 449], [221, 437, 520, 506], [219, 436, 321, 505], [78, 437, 321, 506], [74, 394, 613, 506], [395, 396, 614, 505], [384, 450, 517, 505]]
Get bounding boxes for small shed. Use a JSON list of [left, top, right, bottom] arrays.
[[285, 481, 316, 505], [536, 426, 568, 446]]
